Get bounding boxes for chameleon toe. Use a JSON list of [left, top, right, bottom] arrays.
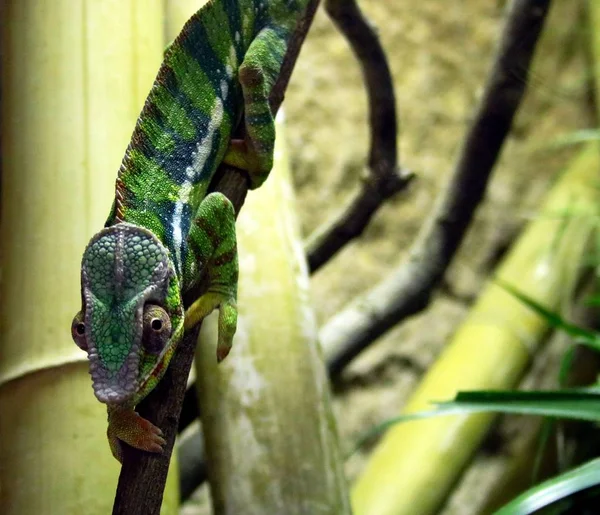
[[107, 406, 166, 457]]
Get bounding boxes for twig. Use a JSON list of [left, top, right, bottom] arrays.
[[305, 0, 413, 273], [321, 0, 552, 377], [178, 426, 208, 501], [270, 0, 321, 113], [112, 1, 321, 513]]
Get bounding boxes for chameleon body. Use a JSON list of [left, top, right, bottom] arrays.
[[71, 0, 308, 461]]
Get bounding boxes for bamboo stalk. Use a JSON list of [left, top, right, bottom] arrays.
[[351, 143, 600, 515], [0, 1, 178, 512], [193, 117, 352, 513]]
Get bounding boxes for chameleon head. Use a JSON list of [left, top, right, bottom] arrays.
[[71, 223, 184, 406]]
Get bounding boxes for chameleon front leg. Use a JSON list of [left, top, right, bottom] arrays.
[[185, 192, 238, 362], [222, 26, 287, 189], [106, 405, 166, 463]]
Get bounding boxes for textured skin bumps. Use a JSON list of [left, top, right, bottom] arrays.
[[81, 224, 182, 405]]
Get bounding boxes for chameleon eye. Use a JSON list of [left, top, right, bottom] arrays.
[[142, 305, 172, 354], [71, 311, 88, 351]]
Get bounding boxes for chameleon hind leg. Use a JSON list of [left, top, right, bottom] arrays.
[[185, 192, 238, 362], [222, 26, 287, 189]]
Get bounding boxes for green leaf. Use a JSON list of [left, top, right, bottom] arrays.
[[493, 458, 600, 515], [445, 389, 600, 420], [495, 279, 600, 352], [351, 389, 600, 456]]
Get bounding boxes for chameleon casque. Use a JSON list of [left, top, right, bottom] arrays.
[[71, 0, 308, 461]]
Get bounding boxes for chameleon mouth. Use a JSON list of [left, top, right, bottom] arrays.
[[88, 348, 140, 405]]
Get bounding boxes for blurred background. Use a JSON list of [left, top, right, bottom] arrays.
[[2, 1, 600, 514]]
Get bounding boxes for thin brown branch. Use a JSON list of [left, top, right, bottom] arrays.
[[305, 0, 413, 273], [112, 2, 321, 513], [321, 0, 552, 377]]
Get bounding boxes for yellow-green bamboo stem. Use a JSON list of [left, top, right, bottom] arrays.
[[0, 1, 177, 512], [351, 144, 600, 515], [192, 119, 351, 513]]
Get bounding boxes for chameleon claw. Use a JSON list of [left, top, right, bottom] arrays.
[[108, 433, 125, 463], [151, 424, 164, 436], [146, 435, 167, 454], [222, 139, 260, 176], [217, 342, 232, 363]]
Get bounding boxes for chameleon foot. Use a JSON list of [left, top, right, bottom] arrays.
[[222, 137, 271, 189], [107, 406, 166, 462], [185, 291, 237, 362], [222, 139, 261, 174]]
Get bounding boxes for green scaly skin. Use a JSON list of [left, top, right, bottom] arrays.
[[71, 0, 309, 461]]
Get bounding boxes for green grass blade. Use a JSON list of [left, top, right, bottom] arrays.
[[496, 279, 600, 351], [352, 389, 600, 456], [558, 345, 576, 387], [445, 389, 600, 420], [532, 418, 555, 484], [493, 458, 600, 515]]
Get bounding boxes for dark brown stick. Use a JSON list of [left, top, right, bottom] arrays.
[[321, 0, 552, 377], [305, 0, 413, 273], [112, 1, 321, 513], [178, 426, 208, 501]]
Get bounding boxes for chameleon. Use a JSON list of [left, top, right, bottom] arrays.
[[70, 0, 308, 462]]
